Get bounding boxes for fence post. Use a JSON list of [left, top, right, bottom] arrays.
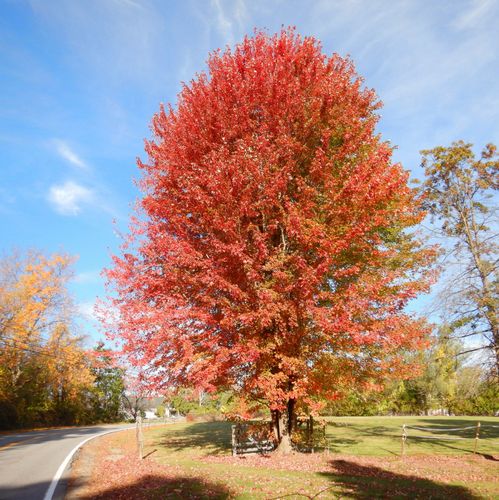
[[232, 425, 237, 457], [310, 415, 314, 453], [401, 424, 407, 457], [474, 422, 480, 454], [322, 421, 326, 453], [136, 415, 144, 459]]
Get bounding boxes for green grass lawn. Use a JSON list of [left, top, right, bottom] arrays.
[[109, 416, 498, 499], [324, 415, 499, 456]]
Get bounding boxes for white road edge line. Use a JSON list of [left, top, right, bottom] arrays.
[[43, 427, 130, 500]]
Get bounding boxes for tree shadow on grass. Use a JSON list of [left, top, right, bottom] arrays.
[[324, 437, 358, 453], [72, 473, 233, 499], [326, 420, 499, 457], [319, 459, 479, 499], [403, 419, 499, 456], [325, 424, 401, 456], [326, 423, 398, 444], [156, 421, 232, 456], [418, 418, 499, 439], [476, 452, 498, 462]]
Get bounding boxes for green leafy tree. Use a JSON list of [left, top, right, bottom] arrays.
[[90, 342, 125, 422], [169, 388, 199, 416], [421, 141, 499, 376], [451, 366, 498, 415], [387, 327, 461, 415]]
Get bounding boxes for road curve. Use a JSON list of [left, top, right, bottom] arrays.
[[0, 425, 130, 500]]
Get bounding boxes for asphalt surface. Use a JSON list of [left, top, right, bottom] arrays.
[[0, 425, 129, 500]]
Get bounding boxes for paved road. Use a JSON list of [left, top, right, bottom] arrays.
[[0, 425, 129, 500]]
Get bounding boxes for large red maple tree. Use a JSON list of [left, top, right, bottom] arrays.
[[105, 29, 435, 450]]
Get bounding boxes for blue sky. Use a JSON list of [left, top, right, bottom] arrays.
[[1, 0, 498, 344]]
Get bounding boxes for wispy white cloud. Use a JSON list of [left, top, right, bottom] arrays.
[[47, 135, 125, 219], [233, 0, 247, 28], [74, 270, 102, 284], [309, 0, 499, 142], [0, 187, 16, 215], [47, 179, 124, 219], [53, 139, 88, 170], [454, 0, 495, 30], [47, 180, 94, 216], [28, 0, 168, 91], [115, 0, 142, 8], [212, 0, 234, 43], [210, 0, 247, 46], [77, 300, 97, 322]]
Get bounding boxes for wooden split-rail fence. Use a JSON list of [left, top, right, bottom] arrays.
[[401, 421, 499, 456]]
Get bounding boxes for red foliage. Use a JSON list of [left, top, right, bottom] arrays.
[[104, 29, 435, 415]]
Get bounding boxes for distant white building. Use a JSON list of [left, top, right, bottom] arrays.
[[144, 409, 158, 419]]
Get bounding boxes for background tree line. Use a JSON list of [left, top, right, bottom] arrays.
[[0, 250, 125, 429], [323, 327, 498, 417]]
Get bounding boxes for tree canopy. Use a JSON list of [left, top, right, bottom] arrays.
[[421, 141, 498, 376], [0, 250, 93, 427], [105, 29, 436, 447], [0, 250, 126, 428]]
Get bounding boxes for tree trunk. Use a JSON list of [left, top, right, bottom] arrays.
[[461, 209, 499, 377], [273, 399, 296, 454], [271, 409, 280, 442]]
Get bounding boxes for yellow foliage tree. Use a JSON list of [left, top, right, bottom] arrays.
[[0, 250, 94, 428]]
